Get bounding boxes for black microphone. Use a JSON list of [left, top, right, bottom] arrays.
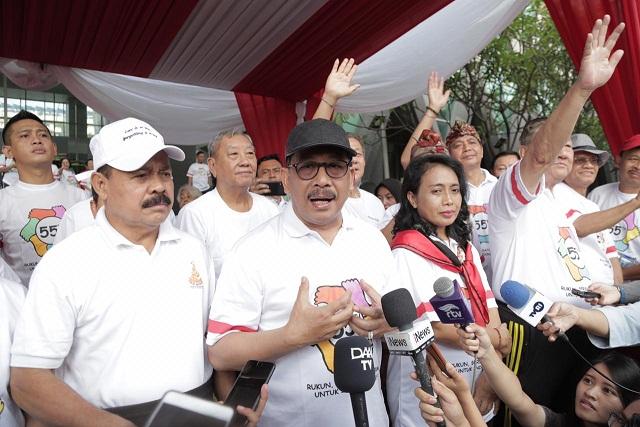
[[334, 336, 376, 427], [381, 288, 444, 427]]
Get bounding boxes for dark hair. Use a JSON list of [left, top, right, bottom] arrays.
[[97, 164, 113, 178], [2, 110, 51, 145], [375, 178, 402, 203], [589, 353, 640, 407], [257, 153, 282, 168], [491, 151, 521, 170], [196, 150, 205, 156], [393, 154, 471, 246]]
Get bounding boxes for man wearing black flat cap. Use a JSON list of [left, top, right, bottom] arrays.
[[207, 119, 396, 427]]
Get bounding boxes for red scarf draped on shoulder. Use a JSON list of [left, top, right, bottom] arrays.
[[391, 229, 490, 326]]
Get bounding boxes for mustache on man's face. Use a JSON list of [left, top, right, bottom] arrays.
[[142, 193, 172, 208]]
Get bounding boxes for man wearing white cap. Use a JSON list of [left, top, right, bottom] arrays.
[[10, 118, 266, 426]]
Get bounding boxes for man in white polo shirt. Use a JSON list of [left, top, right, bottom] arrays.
[[488, 16, 624, 422], [207, 119, 395, 427], [9, 118, 265, 426], [0, 110, 87, 286], [176, 130, 278, 280], [446, 121, 497, 283]]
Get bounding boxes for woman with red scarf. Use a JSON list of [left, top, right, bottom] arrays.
[[385, 154, 510, 427]]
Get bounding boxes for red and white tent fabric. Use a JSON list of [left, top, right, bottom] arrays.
[[0, 0, 529, 155]]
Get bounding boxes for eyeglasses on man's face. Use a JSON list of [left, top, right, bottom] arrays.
[[288, 159, 352, 180]]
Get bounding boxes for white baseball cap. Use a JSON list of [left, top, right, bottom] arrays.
[[90, 118, 185, 172]]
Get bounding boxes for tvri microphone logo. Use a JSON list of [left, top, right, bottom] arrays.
[[438, 303, 464, 320], [529, 301, 545, 318], [350, 346, 374, 370]]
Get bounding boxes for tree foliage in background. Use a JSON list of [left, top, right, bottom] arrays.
[[446, 0, 606, 154]]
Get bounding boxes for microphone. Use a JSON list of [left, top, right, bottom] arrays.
[[430, 277, 475, 329], [381, 288, 444, 427], [500, 280, 567, 341], [334, 336, 376, 427]]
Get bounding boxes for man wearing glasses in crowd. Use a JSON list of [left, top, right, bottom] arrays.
[[206, 119, 395, 427]]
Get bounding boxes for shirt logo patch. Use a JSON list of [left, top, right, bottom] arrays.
[[312, 278, 370, 374], [20, 205, 66, 257], [189, 262, 203, 287]]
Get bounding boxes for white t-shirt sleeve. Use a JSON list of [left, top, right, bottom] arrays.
[[392, 249, 440, 323], [10, 258, 75, 369], [206, 251, 261, 346], [489, 161, 543, 222], [589, 303, 640, 348], [186, 164, 197, 178], [604, 229, 619, 259], [175, 205, 207, 242]]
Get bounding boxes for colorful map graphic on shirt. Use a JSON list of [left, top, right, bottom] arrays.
[[468, 204, 489, 244], [557, 227, 589, 282], [312, 278, 369, 373], [19, 205, 66, 256], [613, 212, 640, 253]]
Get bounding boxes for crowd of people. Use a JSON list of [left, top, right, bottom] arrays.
[[1, 14, 639, 427]]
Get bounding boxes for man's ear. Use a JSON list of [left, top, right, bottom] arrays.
[[283, 166, 291, 194], [92, 172, 108, 202], [348, 167, 355, 192], [207, 157, 217, 178]]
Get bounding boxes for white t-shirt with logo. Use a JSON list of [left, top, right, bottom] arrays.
[[467, 169, 498, 283], [488, 162, 591, 307], [176, 188, 278, 279], [554, 183, 618, 284], [0, 180, 87, 286], [343, 189, 386, 227], [186, 163, 211, 192], [589, 182, 640, 269], [388, 238, 497, 426], [11, 210, 214, 408], [207, 206, 395, 427], [1, 278, 25, 427]]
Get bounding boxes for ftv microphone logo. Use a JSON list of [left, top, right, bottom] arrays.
[[438, 303, 464, 320], [529, 301, 545, 318], [350, 346, 374, 370]]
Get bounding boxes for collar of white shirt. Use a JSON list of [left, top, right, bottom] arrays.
[[282, 201, 358, 239], [95, 207, 180, 248]]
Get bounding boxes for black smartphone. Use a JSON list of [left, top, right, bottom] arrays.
[[266, 181, 286, 196], [224, 360, 275, 425], [571, 288, 601, 299]]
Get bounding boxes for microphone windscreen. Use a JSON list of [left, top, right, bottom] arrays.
[[334, 336, 376, 393], [500, 280, 531, 309], [433, 277, 454, 298], [381, 288, 417, 328]]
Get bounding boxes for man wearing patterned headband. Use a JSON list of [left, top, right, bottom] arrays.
[[446, 121, 497, 285]]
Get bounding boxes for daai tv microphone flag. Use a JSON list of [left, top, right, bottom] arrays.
[[334, 336, 376, 427]]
